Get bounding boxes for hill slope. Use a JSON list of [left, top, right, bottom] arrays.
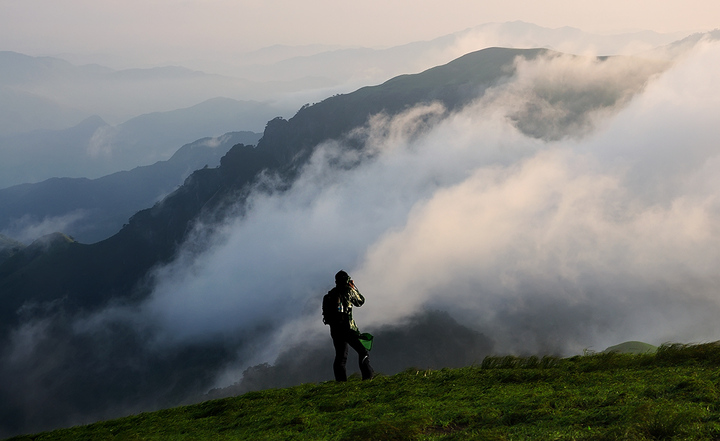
[[9, 343, 720, 441], [0, 47, 670, 438]]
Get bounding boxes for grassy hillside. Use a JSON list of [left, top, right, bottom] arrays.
[[9, 342, 720, 441], [0, 47, 679, 437]]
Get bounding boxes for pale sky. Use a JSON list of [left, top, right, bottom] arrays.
[[1, 0, 717, 63]]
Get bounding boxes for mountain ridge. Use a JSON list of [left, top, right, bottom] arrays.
[[0, 97, 274, 188], [0, 45, 682, 437], [0, 46, 561, 356], [1, 22, 693, 137], [0, 44, 671, 359], [0, 131, 261, 244]]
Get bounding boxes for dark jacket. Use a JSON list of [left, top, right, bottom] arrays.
[[323, 284, 365, 333]]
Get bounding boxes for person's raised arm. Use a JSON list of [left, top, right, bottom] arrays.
[[348, 279, 365, 306]]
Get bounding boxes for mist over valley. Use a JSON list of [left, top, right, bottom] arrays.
[[0, 22, 719, 438]]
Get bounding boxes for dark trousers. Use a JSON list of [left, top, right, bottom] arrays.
[[331, 328, 374, 381]]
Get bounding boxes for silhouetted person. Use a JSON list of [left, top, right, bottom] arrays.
[[322, 270, 374, 381]]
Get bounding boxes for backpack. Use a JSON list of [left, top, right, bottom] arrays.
[[322, 289, 342, 326]]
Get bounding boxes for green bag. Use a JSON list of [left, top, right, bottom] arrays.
[[358, 332, 374, 351]]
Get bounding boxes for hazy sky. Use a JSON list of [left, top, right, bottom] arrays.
[[1, 0, 717, 62]]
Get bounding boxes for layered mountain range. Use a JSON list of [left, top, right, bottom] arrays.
[[0, 98, 275, 188], [0, 44, 694, 437], [1, 46, 663, 333], [0, 130, 261, 243]]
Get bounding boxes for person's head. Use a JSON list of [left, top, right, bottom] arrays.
[[335, 270, 350, 286]]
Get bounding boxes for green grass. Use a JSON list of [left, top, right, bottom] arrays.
[[602, 341, 658, 355], [9, 342, 720, 441]]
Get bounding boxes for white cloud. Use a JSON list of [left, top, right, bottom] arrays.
[[355, 41, 720, 353], [137, 42, 720, 377], [1, 211, 87, 244]]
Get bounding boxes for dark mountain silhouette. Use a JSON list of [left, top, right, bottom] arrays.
[[0, 47, 669, 437], [257, 47, 548, 166], [0, 234, 24, 264], [0, 131, 261, 244], [1, 48, 551, 333]]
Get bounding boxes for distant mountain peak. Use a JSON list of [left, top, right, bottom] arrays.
[[28, 232, 75, 249]]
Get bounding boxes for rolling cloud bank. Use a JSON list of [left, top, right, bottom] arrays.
[[151, 41, 720, 367], [2, 41, 720, 436]]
